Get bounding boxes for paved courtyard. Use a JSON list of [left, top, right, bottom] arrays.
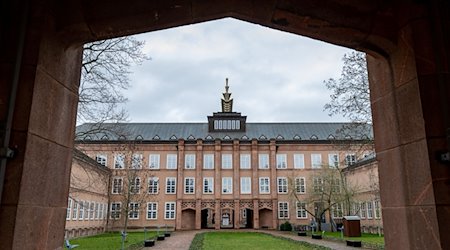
[[143, 229, 372, 250]]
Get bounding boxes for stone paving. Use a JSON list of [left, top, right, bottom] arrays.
[[143, 229, 372, 250]]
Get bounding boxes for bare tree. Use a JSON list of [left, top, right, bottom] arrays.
[[77, 36, 150, 127], [107, 142, 157, 249], [324, 51, 371, 123]]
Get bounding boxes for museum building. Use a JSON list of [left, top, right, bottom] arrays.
[[69, 81, 380, 233]]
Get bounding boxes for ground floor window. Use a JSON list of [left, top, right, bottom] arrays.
[[278, 202, 289, 219], [296, 201, 307, 219], [147, 202, 158, 219], [111, 202, 121, 219], [165, 202, 176, 219], [129, 202, 139, 219]]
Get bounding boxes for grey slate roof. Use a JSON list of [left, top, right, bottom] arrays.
[[75, 122, 372, 141]]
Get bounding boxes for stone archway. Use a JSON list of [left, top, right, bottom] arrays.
[[2, 1, 449, 249], [181, 209, 196, 230]]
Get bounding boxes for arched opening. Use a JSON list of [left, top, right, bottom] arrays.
[[181, 209, 196, 230], [201, 208, 215, 229], [259, 208, 273, 229], [1, 1, 449, 249]]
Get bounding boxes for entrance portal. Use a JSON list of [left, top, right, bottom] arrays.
[[242, 208, 253, 229], [201, 209, 215, 229]]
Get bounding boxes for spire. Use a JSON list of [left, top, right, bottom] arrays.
[[221, 78, 233, 112]]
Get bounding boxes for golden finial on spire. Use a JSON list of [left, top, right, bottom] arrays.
[[221, 78, 233, 112]]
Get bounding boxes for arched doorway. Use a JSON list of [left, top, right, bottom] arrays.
[[241, 208, 253, 229], [181, 209, 195, 230], [259, 208, 273, 229], [220, 208, 234, 229], [201, 208, 215, 229]]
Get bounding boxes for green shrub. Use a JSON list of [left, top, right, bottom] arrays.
[[279, 221, 293, 231]]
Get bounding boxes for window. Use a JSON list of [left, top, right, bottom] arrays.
[[78, 200, 84, 220], [148, 177, 159, 194], [149, 154, 160, 169], [278, 202, 289, 219], [203, 154, 214, 169], [367, 201, 374, 219], [240, 154, 251, 169], [352, 202, 360, 216], [166, 177, 176, 194], [96, 154, 107, 166], [166, 154, 178, 169], [242, 209, 247, 219], [84, 201, 89, 219], [131, 154, 143, 169], [296, 201, 307, 218], [295, 177, 306, 194], [89, 202, 94, 220], [374, 200, 381, 219], [66, 198, 72, 220], [311, 154, 322, 168], [98, 204, 103, 220], [360, 202, 367, 219], [240, 177, 251, 194], [259, 177, 270, 194], [94, 203, 99, 219], [222, 177, 233, 194], [328, 153, 339, 168], [111, 202, 121, 219], [332, 203, 343, 218], [164, 202, 176, 219], [277, 177, 288, 193], [345, 154, 356, 166], [313, 177, 324, 193], [221, 154, 233, 169], [203, 177, 214, 194], [276, 154, 287, 169], [331, 178, 340, 193], [258, 154, 269, 169], [184, 177, 195, 194], [130, 177, 141, 194], [112, 177, 123, 194], [147, 202, 158, 219], [293, 154, 305, 169], [129, 202, 139, 219], [72, 201, 78, 220], [114, 154, 124, 169], [185, 154, 196, 169]]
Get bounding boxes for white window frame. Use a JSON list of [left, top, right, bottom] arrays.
[[149, 154, 160, 169], [313, 177, 324, 193], [130, 153, 143, 169], [374, 200, 381, 219], [114, 154, 124, 169], [278, 201, 289, 219], [164, 202, 176, 220], [89, 202, 94, 220], [360, 202, 367, 219], [346, 153, 356, 166], [203, 154, 214, 169], [185, 154, 196, 169], [148, 177, 159, 194], [128, 202, 140, 219], [66, 198, 72, 220], [311, 154, 322, 168], [147, 202, 158, 220], [240, 177, 251, 194], [240, 154, 251, 169], [258, 154, 269, 169], [78, 200, 84, 220], [367, 201, 374, 219], [130, 177, 141, 194], [72, 201, 78, 220], [165, 177, 176, 194], [328, 153, 339, 168], [110, 202, 121, 219], [332, 203, 343, 218], [296, 201, 307, 219], [259, 177, 270, 194], [295, 177, 306, 194], [293, 154, 305, 169], [166, 154, 178, 169], [96, 154, 107, 166], [203, 177, 214, 194], [84, 201, 90, 220], [112, 177, 123, 194], [277, 177, 288, 193], [95, 202, 99, 219], [184, 177, 195, 194], [222, 177, 233, 194], [221, 154, 233, 169], [276, 154, 287, 169]]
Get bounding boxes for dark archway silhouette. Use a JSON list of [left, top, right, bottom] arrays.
[[1, 1, 449, 249]]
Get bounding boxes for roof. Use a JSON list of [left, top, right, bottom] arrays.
[[75, 122, 373, 142]]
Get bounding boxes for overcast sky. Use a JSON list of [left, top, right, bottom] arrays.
[[124, 18, 353, 123]]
